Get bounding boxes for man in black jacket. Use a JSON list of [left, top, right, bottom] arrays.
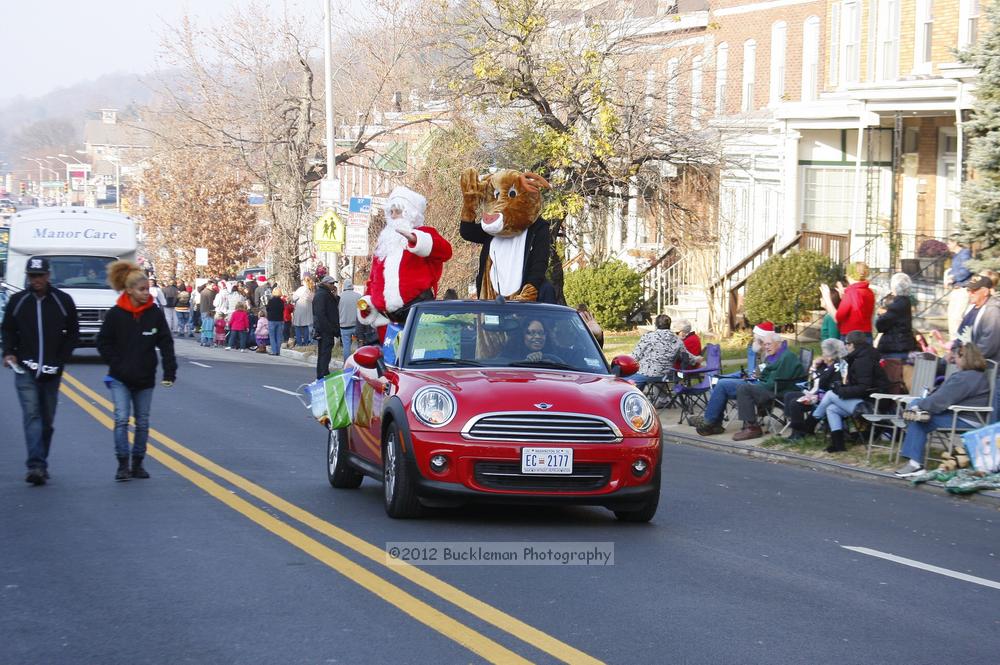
[[1, 257, 79, 485], [312, 276, 341, 379]]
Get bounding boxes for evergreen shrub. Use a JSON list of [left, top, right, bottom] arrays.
[[744, 251, 840, 326], [563, 260, 643, 331]]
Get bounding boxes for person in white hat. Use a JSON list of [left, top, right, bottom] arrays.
[[358, 186, 452, 341]]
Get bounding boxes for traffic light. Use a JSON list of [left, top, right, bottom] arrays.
[[19, 182, 26, 195], [63, 182, 70, 194]]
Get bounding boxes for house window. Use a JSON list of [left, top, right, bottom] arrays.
[[913, 0, 934, 72], [960, 0, 980, 47], [741, 40, 757, 113], [666, 58, 679, 123], [715, 43, 729, 116], [691, 55, 703, 127], [802, 167, 855, 234], [829, 2, 841, 87], [841, 0, 860, 84], [802, 17, 821, 101], [876, 0, 900, 81], [770, 22, 787, 105]]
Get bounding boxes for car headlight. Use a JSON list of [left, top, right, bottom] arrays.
[[411, 387, 457, 427], [620, 392, 655, 433]]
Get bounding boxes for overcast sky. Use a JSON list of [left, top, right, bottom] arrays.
[[4, 0, 330, 101]]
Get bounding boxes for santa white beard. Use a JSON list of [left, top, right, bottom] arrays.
[[374, 214, 414, 259]]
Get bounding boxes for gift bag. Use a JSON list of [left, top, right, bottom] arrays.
[[354, 381, 375, 428], [962, 423, 1000, 474], [303, 368, 356, 429]]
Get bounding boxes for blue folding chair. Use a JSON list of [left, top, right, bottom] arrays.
[[673, 344, 721, 425]]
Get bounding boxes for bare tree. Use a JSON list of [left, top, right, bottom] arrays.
[[435, 0, 722, 293], [147, 2, 441, 289]]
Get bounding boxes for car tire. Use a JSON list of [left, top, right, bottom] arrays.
[[613, 461, 661, 523], [382, 421, 421, 518], [327, 427, 363, 489]]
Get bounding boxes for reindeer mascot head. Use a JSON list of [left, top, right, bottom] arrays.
[[459, 168, 555, 302]]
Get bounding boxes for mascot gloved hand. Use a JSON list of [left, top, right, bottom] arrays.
[[364, 186, 452, 342], [459, 168, 555, 303]]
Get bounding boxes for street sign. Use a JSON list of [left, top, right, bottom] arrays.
[[345, 225, 369, 257], [195, 247, 209, 266], [313, 209, 344, 252], [319, 179, 339, 207], [347, 196, 372, 227]]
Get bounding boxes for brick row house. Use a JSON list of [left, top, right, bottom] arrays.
[[566, 0, 982, 332]]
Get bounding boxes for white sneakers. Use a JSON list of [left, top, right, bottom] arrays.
[[894, 460, 925, 478]]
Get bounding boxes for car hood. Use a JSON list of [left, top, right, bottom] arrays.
[[399, 368, 646, 426]]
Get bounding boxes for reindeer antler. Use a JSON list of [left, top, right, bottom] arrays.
[[519, 172, 551, 193]]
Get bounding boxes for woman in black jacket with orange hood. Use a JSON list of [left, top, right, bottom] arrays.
[[97, 261, 177, 481]]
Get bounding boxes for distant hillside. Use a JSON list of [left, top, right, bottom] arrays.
[[0, 71, 178, 166]]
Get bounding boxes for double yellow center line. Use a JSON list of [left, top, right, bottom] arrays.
[[59, 372, 602, 665]]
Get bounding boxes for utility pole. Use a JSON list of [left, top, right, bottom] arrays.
[[322, 0, 340, 274]]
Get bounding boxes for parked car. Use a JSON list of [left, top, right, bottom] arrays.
[[0, 199, 16, 217], [325, 300, 662, 521]]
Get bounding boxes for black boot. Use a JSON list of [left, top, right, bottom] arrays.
[[801, 414, 819, 435], [115, 456, 131, 482], [131, 456, 150, 479], [825, 430, 846, 453]]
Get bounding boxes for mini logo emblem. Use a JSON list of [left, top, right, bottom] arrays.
[[30, 259, 41, 269], [534, 403, 553, 410]]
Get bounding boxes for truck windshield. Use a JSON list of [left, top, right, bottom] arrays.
[[44, 255, 117, 290]]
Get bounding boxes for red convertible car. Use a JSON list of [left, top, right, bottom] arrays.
[[326, 300, 662, 521]]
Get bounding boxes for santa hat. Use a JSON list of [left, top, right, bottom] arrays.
[[753, 321, 775, 336], [386, 186, 426, 225]]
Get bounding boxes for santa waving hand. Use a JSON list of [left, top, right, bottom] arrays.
[[359, 186, 452, 339]]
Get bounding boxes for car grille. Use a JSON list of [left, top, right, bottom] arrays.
[[77, 308, 108, 324], [462, 413, 621, 443], [474, 462, 611, 491]]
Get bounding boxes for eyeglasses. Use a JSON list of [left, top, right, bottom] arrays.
[[525, 330, 546, 337]]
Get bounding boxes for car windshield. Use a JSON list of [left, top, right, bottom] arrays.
[[44, 255, 117, 290], [401, 303, 609, 373]]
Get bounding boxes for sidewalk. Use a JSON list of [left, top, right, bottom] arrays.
[[658, 405, 1000, 509]]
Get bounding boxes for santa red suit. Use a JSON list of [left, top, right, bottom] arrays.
[[359, 187, 452, 335]]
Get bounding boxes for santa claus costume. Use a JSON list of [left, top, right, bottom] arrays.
[[359, 186, 452, 341]]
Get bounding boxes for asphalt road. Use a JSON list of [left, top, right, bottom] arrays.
[[2, 338, 998, 664]]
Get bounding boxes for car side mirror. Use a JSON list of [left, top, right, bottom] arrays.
[[354, 345, 384, 374], [611, 355, 639, 378]]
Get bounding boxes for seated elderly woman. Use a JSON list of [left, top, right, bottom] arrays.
[[696, 331, 804, 441], [782, 338, 847, 440], [811, 330, 890, 453], [894, 342, 992, 477]]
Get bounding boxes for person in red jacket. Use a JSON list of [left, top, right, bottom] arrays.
[[821, 261, 874, 340], [674, 320, 702, 369], [227, 302, 251, 351]]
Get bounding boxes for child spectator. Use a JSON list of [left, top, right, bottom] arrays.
[[255, 310, 270, 353], [213, 313, 227, 348], [283, 298, 295, 348], [200, 308, 215, 347], [228, 302, 250, 352]]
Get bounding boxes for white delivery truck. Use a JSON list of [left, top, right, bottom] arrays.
[[1, 207, 138, 347]]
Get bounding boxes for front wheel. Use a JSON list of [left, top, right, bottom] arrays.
[[382, 421, 421, 518], [327, 428, 363, 489]]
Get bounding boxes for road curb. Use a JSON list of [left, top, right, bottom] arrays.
[[663, 428, 1000, 510]]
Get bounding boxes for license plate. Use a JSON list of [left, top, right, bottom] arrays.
[[521, 447, 573, 474]]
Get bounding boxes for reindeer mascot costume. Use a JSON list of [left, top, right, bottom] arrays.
[[459, 168, 556, 303]]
